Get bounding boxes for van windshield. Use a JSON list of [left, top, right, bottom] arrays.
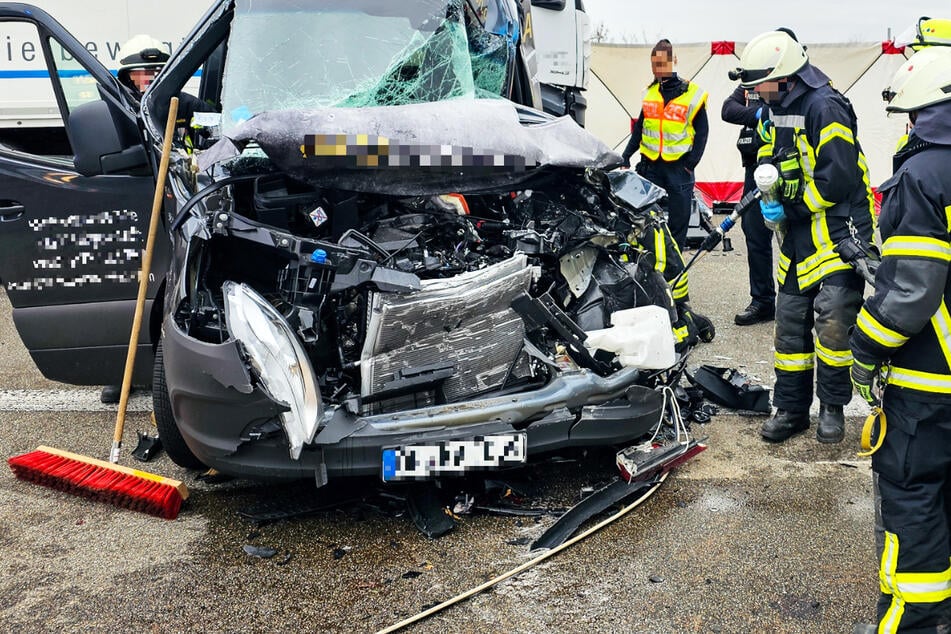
[[219, 0, 514, 132]]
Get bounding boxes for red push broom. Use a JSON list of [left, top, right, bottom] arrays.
[[8, 97, 189, 519]]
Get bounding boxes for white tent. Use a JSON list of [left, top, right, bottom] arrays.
[[587, 41, 909, 208]]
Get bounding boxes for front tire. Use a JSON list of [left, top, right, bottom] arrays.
[[153, 339, 206, 469]]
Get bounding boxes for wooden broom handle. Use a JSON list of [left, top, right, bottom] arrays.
[[112, 97, 180, 460]]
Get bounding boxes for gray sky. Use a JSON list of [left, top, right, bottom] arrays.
[[583, 0, 950, 44]]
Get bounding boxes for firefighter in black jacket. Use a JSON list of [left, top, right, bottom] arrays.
[[850, 47, 951, 632], [731, 30, 876, 444]]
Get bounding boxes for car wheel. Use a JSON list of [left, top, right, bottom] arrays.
[[153, 339, 206, 469]]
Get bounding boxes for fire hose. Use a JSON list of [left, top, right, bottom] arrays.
[[670, 163, 780, 289]]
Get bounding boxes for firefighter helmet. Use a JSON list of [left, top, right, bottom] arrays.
[[117, 35, 169, 91], [910, 17, 951, 50], [731, 30, 808, 87], [884, 46, 951, 113]]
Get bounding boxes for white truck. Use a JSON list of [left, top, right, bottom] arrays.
[[0, 0, 590, 135]]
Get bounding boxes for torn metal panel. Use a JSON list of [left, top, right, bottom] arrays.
[[361, 255, 534, 409]]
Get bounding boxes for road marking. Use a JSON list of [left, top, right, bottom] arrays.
[[0, 389, 151, 412]]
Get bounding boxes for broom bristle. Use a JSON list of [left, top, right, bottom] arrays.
[[8, 448, 185, 519]]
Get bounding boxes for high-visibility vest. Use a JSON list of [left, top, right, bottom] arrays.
[[639, 82, 708, 162]]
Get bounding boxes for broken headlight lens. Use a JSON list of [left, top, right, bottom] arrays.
[[223, 281, 322, 460]]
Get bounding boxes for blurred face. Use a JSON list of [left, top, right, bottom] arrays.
[[651, 51, 674, 80], [128, 68, 160, 92], [753, 78, 792, 105]]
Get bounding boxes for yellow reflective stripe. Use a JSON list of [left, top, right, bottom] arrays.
[[887, 367, 951, 394], [945, 205, 951, 232], [809, 213, 834, 261], [797, 257, 851, 289], [774, 352, 815, 372], [653, 228, 667, 273], [673, 325, 689, 342], [857, 151, 878, 228], [881, 235, 951, 262], [893, 566, 951, 603], [815, 341, 853, 367], [671, 275, 689, 300], [856, 308, 908, 349], [816, 121, 855, 155], [803, 180, 834, 212], [777, 252, 790, 285], [933, 302, 951, 368], [796, 133, 816, 178], [880, 532, 904, 633]]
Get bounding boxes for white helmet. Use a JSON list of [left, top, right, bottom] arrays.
[[732, 31, 808, 87], [884, 46, 951, 113], [117, 34, 169, 90]]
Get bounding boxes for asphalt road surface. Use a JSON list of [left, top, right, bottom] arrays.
[[0, 227, 880, 633]]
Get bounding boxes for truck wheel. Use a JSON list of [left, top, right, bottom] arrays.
[[153, 340, 206, 469]]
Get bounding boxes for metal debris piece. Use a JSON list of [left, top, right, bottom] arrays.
[[131, 431, 162, 462], [406, 485, 455, 539], [531, 478, 655, 551], [243, 545, 278, 558]]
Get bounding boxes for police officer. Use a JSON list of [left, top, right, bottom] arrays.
[[850, 46, 951, 633], [730, 30, 876, 444], [621, 38, 709, 253], [721, 84, 775, 326]]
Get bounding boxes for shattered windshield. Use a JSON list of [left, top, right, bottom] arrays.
[[220, 0, 514, 132]]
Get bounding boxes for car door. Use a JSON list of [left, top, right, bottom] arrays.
[[0, 4, 164, 385]]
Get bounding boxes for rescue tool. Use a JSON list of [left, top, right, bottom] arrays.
[[671, 163, 780, 288]]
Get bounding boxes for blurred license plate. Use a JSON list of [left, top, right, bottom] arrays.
[[381, 433, 527, 481]]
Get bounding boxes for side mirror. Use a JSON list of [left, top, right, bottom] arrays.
[[70, 100, 147, 176]]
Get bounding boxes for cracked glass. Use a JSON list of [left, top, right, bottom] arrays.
[[219, 0, 513, 132]]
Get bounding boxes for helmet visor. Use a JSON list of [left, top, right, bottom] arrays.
[[734, 67, 775, 87]]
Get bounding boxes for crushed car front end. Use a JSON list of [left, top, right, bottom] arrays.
[[151, 0, 683, 483]]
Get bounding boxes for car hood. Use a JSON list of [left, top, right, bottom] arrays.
[[197, 99, 622, 195]]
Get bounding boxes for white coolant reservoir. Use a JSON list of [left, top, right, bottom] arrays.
[[583, 305, 676, 369]]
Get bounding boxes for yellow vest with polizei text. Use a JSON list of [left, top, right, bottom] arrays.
[[639, 82, 708, 162]]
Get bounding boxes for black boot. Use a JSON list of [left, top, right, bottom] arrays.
[[734, 302, 775, 326], [760, 409, 810, 442], [816, 403, 845, 444], [100, 385, 121, 404]]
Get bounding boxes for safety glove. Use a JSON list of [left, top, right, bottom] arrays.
[[851, 359, 881, 407], [759, 199, 785, 224], [776, 149, 803, 202]]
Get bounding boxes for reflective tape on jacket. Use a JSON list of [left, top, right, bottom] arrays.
[[881, 235, 951, 262], [639, 82, 708, 161], [882, 302, 951, 395], [777, 252, 790, 286], [856, 308, 909, 349]]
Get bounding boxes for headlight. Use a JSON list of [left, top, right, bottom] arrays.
[[223, 281, 322, 460]]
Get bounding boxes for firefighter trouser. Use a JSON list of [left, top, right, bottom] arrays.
[[873, 395, 951, 632], [772, 274, 863, 411]]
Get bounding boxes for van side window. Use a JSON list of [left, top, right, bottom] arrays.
[[0, 22, 71, 156]]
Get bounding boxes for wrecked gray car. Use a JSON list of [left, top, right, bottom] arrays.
[[1, 0, 696, 484]]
